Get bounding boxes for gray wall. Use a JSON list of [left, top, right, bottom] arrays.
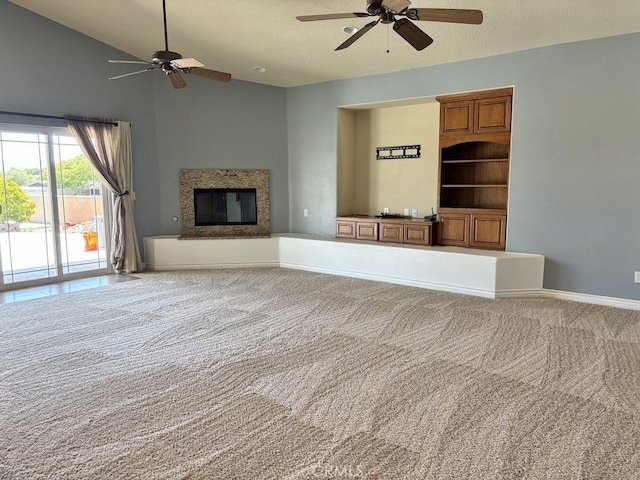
[[152, 73, 288, 235], [0, 0, 160, 246], [287, 34, 640, 300]]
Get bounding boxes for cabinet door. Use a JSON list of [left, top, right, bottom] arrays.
[[404, 224, 432, 246], [437, 213, 469, 247], [441, 100, 474, 136], [474, 96, 512, 134], [380, 223, 404, 243], [336, 220, 356, 239], [470, 214, 506, 250], [356, 221, 378, 241]]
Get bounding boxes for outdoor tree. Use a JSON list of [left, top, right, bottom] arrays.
[[5, 167, 34, 186], [43, 155, 98, 192], [0, 178, 36, 223]]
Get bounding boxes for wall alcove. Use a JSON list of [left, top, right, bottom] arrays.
[[336, 99, 440, 219], [336, 87, 513, 251]]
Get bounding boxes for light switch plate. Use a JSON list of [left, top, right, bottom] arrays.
[[635, 271, 640, 283]]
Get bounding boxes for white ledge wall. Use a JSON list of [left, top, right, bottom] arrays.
[[144, 234, 544, 299]]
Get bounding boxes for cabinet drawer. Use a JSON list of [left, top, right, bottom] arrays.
[[437, 213, 469, 247], [336, 220, 356, 239], [380, 223, 404, 243], [470, 214, 506, 250], [356, 221, 378, 241], [404, 224, 432, 246], [474, 96, 512, 134]]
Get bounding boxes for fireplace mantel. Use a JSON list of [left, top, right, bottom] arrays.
[[179, 169, 270, 238]]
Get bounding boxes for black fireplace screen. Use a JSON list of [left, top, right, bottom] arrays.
[[193, 188, 257, 226]]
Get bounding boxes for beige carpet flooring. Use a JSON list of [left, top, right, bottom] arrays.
[[1, 268, 640, 479]]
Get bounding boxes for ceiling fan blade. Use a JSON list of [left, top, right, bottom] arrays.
[[411, 8, 483, 25], [171, 57, 205, 69], [108, 67, 157, 80], [167, 71, 187, 89], [296, 12, 370, 22], [393, 18, 433, 51], [108, 59, 152, 65], [335, 20, 379, 51], [187, 67, 232, 83]]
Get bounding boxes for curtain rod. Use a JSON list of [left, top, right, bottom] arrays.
[[0, 110, 118, 126]]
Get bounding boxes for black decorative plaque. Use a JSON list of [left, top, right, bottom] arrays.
[[376, 145, 421, 160]]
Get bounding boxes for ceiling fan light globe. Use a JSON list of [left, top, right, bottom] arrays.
[[382, 0, 411, 14]]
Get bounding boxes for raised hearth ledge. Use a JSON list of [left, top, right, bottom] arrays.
[[144, 234, 544, 299], [178, 235, 271, 240]]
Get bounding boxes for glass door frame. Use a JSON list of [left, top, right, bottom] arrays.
[[0, 122, 113, 290]]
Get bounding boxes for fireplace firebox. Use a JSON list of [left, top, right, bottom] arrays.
[[194, 188, 257, 226]]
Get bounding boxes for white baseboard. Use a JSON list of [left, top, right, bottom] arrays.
[[542, 289, 640, 311], [281, 262, 497, 298], [495, 289, 544, 299]]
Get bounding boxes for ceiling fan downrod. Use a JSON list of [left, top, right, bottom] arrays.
[[162, 0, 169, 51]]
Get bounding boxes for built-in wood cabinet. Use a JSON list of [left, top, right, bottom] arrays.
[[336, 219, 356, 239], [436, 211, 469, 247], [437, 209, 506, 249], [441, 89, 512, 138], [436, 88, 512, 250], [356, 221, 378, 241], [440, 100, 474, 136], [404, 224, 432, 246], [336, 217, 434, 246], [474, 95, 512, 134], [380, 223, 403, 243], [470, 213, 506, 250]]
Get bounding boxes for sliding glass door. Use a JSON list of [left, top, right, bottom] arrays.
[[0, 125, 110, 288]]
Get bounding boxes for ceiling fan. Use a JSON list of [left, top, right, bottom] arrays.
[[296, 0, 483, 51], [108, 0, 231, 89]]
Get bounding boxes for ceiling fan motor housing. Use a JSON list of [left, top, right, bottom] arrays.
[[152, 50, 182, 64], [379, 12, 395, 24], [367, 0, 383, 15]]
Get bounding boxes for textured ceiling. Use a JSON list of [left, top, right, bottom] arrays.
[[9, 0, 640, 88]]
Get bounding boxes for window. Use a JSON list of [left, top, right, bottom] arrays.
[[0, 125, 110, 286]]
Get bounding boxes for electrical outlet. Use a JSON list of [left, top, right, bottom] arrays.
[[403, 208, 410, 216], [303, 209, 308, 217], [383, 207, 389, 214], [635, 271, 640, 283], [411, 208, 418, 218]]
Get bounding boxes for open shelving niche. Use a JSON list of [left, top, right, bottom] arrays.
[[439, 140, 509, 211]]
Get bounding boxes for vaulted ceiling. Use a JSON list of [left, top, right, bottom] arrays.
[[9, 0, 640, 87]]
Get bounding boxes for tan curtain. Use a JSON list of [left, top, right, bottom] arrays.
[[66, 119, 142, 273]]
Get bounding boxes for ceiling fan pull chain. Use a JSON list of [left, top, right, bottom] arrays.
[[386, 23, 391, 53]]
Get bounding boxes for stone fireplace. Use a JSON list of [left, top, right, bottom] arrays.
[[179, 169, 270, 238]]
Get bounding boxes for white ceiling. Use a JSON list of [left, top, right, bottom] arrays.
[[9, 0, 640, 88]]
